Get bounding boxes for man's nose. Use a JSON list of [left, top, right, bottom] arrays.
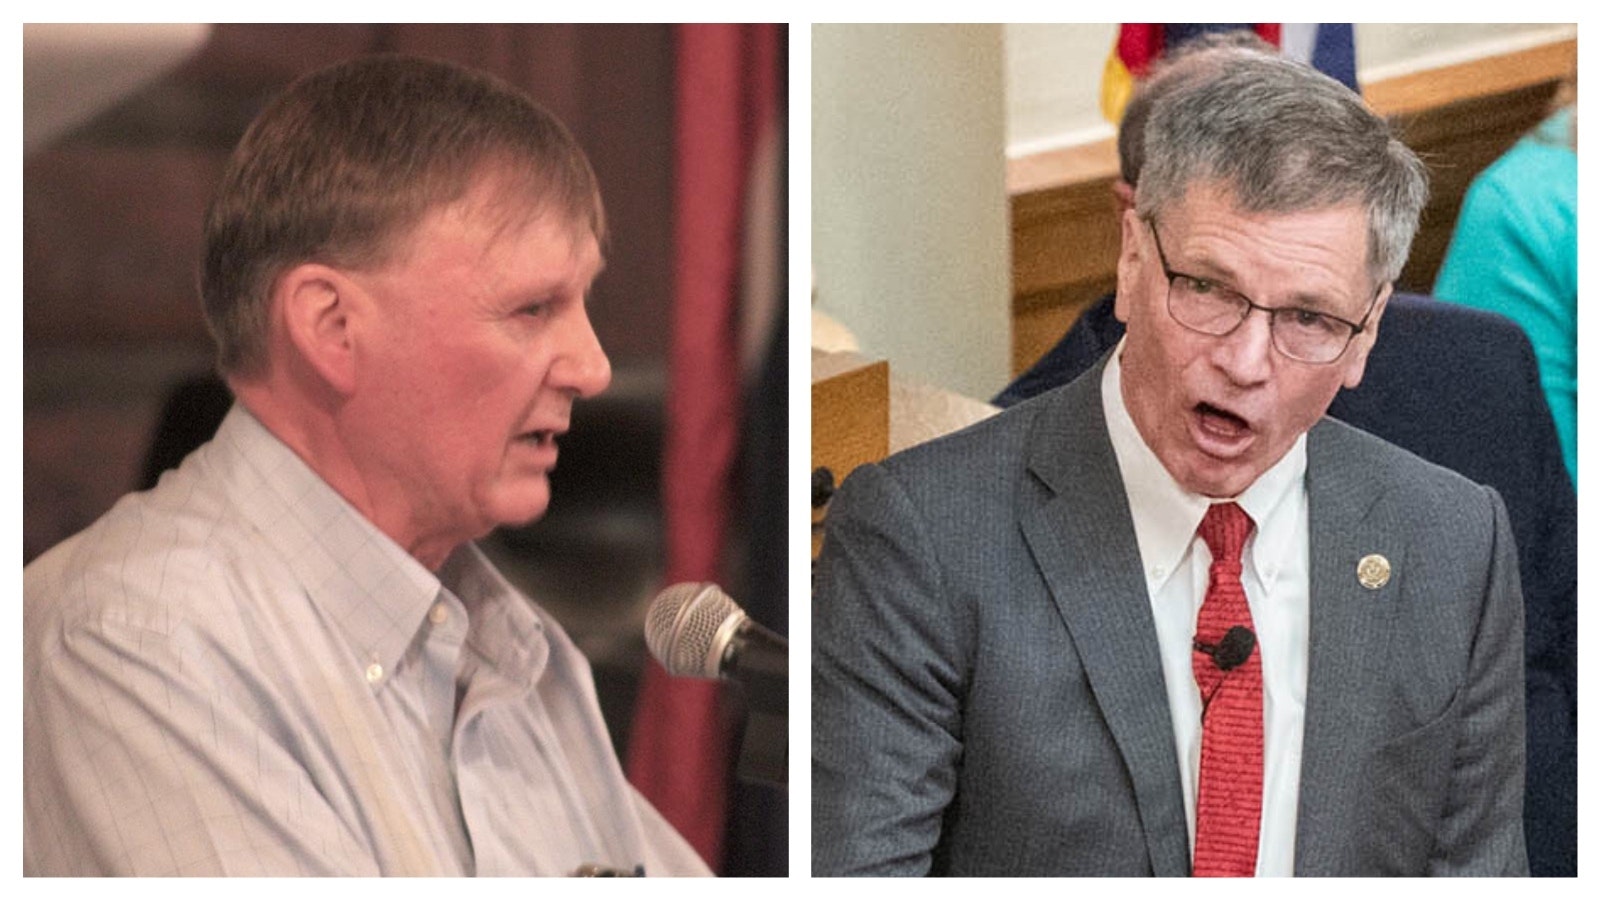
[[1214, 306, 1274, 384], [552, 308, 612, 398]]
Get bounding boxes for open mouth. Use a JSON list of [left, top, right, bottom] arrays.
[[1195, 402, 1250, 436]]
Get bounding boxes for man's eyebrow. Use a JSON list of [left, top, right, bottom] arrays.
[[1281, 293, 1339, 312], [526, 249, 605, 290], [1176, 249, 1356, 312], [1174, 250, 1242, 287]]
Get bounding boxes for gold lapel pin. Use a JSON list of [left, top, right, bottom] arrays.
[[1357, 553, 1391, 590]]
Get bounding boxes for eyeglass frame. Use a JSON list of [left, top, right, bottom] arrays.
[[1144, 217, 1385, 365]]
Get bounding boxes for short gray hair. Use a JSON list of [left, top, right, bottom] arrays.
[[1135, 53, 1428, 285]]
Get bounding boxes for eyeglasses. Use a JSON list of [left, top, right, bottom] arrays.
[[1146, 219, 1383, 365]]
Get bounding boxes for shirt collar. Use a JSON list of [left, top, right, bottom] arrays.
[[1102, 340, 1306, 592], [210, 404, 443, 685], [439, 543, 550, 689]]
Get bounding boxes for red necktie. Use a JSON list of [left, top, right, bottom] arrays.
[[1191, 502, 1263, 877]]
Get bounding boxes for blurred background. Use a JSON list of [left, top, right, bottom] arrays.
[[23, 22, 787, 876]]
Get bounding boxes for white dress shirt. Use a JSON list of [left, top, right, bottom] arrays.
[[24, 405, 709, 876], [1102, 342, 1311, 876]]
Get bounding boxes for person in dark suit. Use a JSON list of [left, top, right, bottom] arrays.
[[994, 46, 1576, 880], [812, 48, 1528, 876]]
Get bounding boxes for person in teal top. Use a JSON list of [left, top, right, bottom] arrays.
[[1435, 106, 1577, 483]]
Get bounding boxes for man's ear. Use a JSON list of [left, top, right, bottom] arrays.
[[276, 263, 360, 396], [1113, 209, 1144, 324], [1111, 178, 1136, 214], [1340, 283, 1392, 390]]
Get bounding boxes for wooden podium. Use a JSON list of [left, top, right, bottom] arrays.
[[811, 349, 1000, 557], [811, 350, 890, 558]]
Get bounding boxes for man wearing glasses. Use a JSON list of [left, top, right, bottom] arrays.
[[812, 51, 1526, 877]]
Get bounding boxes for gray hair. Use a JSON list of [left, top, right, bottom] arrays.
[[1135, 53, 1428, 285]]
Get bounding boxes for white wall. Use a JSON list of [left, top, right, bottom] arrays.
[[1005, 23, 1578, 158], [812, 24, 1011, 401]]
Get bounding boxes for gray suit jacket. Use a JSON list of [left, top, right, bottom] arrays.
[[811, 359, 1527, 876]]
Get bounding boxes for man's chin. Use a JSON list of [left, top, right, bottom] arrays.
[[486, 482, 552, 530], [1175, 457, 1262, 500]]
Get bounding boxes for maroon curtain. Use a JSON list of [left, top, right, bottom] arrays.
[[625, 22, 781, 871]]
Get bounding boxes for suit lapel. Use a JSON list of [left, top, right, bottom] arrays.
[[1294, 420, 1403, 875], [1018, 362, 1192, 877]]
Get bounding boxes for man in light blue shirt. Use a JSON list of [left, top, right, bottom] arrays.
[[24, 53, 709, 877]]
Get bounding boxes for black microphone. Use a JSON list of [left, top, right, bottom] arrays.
[[645, 583, 787, 786], [1193, 625, 1256, 671]]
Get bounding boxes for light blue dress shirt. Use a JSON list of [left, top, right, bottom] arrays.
[[24, 405, 709, 876]]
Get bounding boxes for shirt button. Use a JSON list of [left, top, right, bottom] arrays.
[[365, 662, 384, 684], [429, 602, 449, 625], [1151, 566, 1167, 580]]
